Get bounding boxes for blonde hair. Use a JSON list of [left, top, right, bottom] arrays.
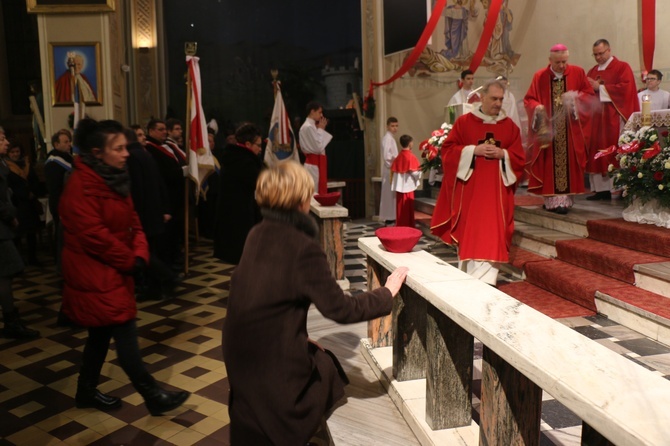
[[256, 161, 314, 210]]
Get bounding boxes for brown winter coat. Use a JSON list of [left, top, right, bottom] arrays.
[[222, 209, 392, 445]]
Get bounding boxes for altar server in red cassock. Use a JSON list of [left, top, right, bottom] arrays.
[[524, 44, 595, 214], [586, 39, 639, 200], [431, 79, 525, 285], [391, 135, 421, 228], [299, 101, 332, 195]]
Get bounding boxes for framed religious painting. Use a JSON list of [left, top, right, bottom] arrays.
[[49, 42, 103, 106], [26, 0, 115, 14]]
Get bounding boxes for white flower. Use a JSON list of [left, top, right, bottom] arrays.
[[665, 161, 670, 169], [616, 173, 621, 179], [651, 134, 658, 141], [608, 164, 614, 172], [659, 184, 665, 190], [638, 172, 644, 178], [620, 155, 627, 166]]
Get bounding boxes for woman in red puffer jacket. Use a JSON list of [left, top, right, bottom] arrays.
[[60, 119, 189, 416]]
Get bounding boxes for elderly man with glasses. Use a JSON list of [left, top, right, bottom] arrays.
[[585, 38, 639, 201], [638, 70, 670, 111]]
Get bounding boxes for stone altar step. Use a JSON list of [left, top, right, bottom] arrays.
[[595, 287, 670, 347]]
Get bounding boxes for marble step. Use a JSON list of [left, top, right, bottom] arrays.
[[595, 289, 670, 347], [414, 197, 436, 216], [512, 220, 582, 258], [513, 206, 589, 238]]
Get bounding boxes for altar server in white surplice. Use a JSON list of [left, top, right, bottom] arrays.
[[379, 117, 399, 224], [638, 69, 670, 111]]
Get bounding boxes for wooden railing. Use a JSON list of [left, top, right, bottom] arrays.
[[359, 236, 670, 446]]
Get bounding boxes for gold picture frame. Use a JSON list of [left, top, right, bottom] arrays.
[[49, 42, 103, 106], [26, 0, 115, 14]]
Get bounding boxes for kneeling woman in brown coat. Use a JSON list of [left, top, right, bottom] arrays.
[[222, 161, 408, 445]]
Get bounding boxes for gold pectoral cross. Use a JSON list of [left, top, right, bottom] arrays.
[[478, 132, 501, 147]]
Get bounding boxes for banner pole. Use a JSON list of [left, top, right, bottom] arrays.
[[183, 42, 197, 275]]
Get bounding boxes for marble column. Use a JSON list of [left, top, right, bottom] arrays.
[[479, 346, 542, 445], [310, 199, 348, 283], [425, 302, 473, 430], [367, 258, 392, 347], [393, 285, 427, 381]]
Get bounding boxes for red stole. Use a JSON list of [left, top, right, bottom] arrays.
[[304, 153, 327, 195]]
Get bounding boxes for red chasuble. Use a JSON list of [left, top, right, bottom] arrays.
[[524, 64, 595, 196], [430, 111, 525, 262], [586, 57, 639, 174]]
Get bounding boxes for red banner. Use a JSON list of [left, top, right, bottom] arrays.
[[641, 0, 655, 73], [468, 0, 503, 73]]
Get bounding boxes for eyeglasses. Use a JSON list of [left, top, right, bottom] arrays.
[[646, 77, 659, 81]]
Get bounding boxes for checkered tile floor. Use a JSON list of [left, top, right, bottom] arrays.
[[1, 221, 669, 445]]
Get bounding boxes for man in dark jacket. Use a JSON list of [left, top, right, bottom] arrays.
[[144, 119, 186, 269], [44, 129, 73, 271], [213, 123, 263, 264], [125, 129, 176, 300]]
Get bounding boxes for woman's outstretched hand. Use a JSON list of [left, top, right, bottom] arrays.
[[384, 267, 409, 297]]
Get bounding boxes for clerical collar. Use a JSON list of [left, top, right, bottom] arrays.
[[598, 56, 614, 70], [550, 68, 564, 79], [473, 107, 507, 123]]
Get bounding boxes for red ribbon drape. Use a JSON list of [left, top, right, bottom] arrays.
[[366, 0, 446, 99], [468, 0, 503, 73], [641, 0, 655, 73]]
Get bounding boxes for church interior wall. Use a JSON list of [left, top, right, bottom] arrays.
[[37, 13, 115, 139], [369, 0, 670, 194]]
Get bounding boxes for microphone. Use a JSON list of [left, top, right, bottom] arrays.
[[467, 76, 504, 101]]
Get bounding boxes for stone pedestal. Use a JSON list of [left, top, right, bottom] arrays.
[[479, 346, 542, 445], [393, 285, 427, 381], [310, 199, 349, 289], [367, 259, 393, 347], [425, 302, 473, 430]]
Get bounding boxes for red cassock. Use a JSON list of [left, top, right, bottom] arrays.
[[430, 111, 525, 263], [391, 150, 421, 227], [586, 57, 639, 174], [523, 64, 595, 196]]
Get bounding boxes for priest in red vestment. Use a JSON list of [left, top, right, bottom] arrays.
[[586, 39, 639, 200], [524, 44, 595, 214], [430, 79, 525, 285]]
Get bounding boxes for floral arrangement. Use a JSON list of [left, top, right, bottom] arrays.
[[419, 122, 452, 173], [599, 126, 670, 208]]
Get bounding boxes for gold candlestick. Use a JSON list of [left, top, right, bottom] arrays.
[[641, 94, 652, 127]]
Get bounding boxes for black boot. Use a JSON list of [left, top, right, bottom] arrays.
[[2, 309, 40, 339], [75, 385, 122, 411], [134, 377, 190, 416]]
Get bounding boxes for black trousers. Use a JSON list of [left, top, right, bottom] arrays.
[[78, 319, 151, 387]]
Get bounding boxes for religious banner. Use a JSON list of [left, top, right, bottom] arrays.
[[264, 83, 299, 166], [186, 55, 216, 199]]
